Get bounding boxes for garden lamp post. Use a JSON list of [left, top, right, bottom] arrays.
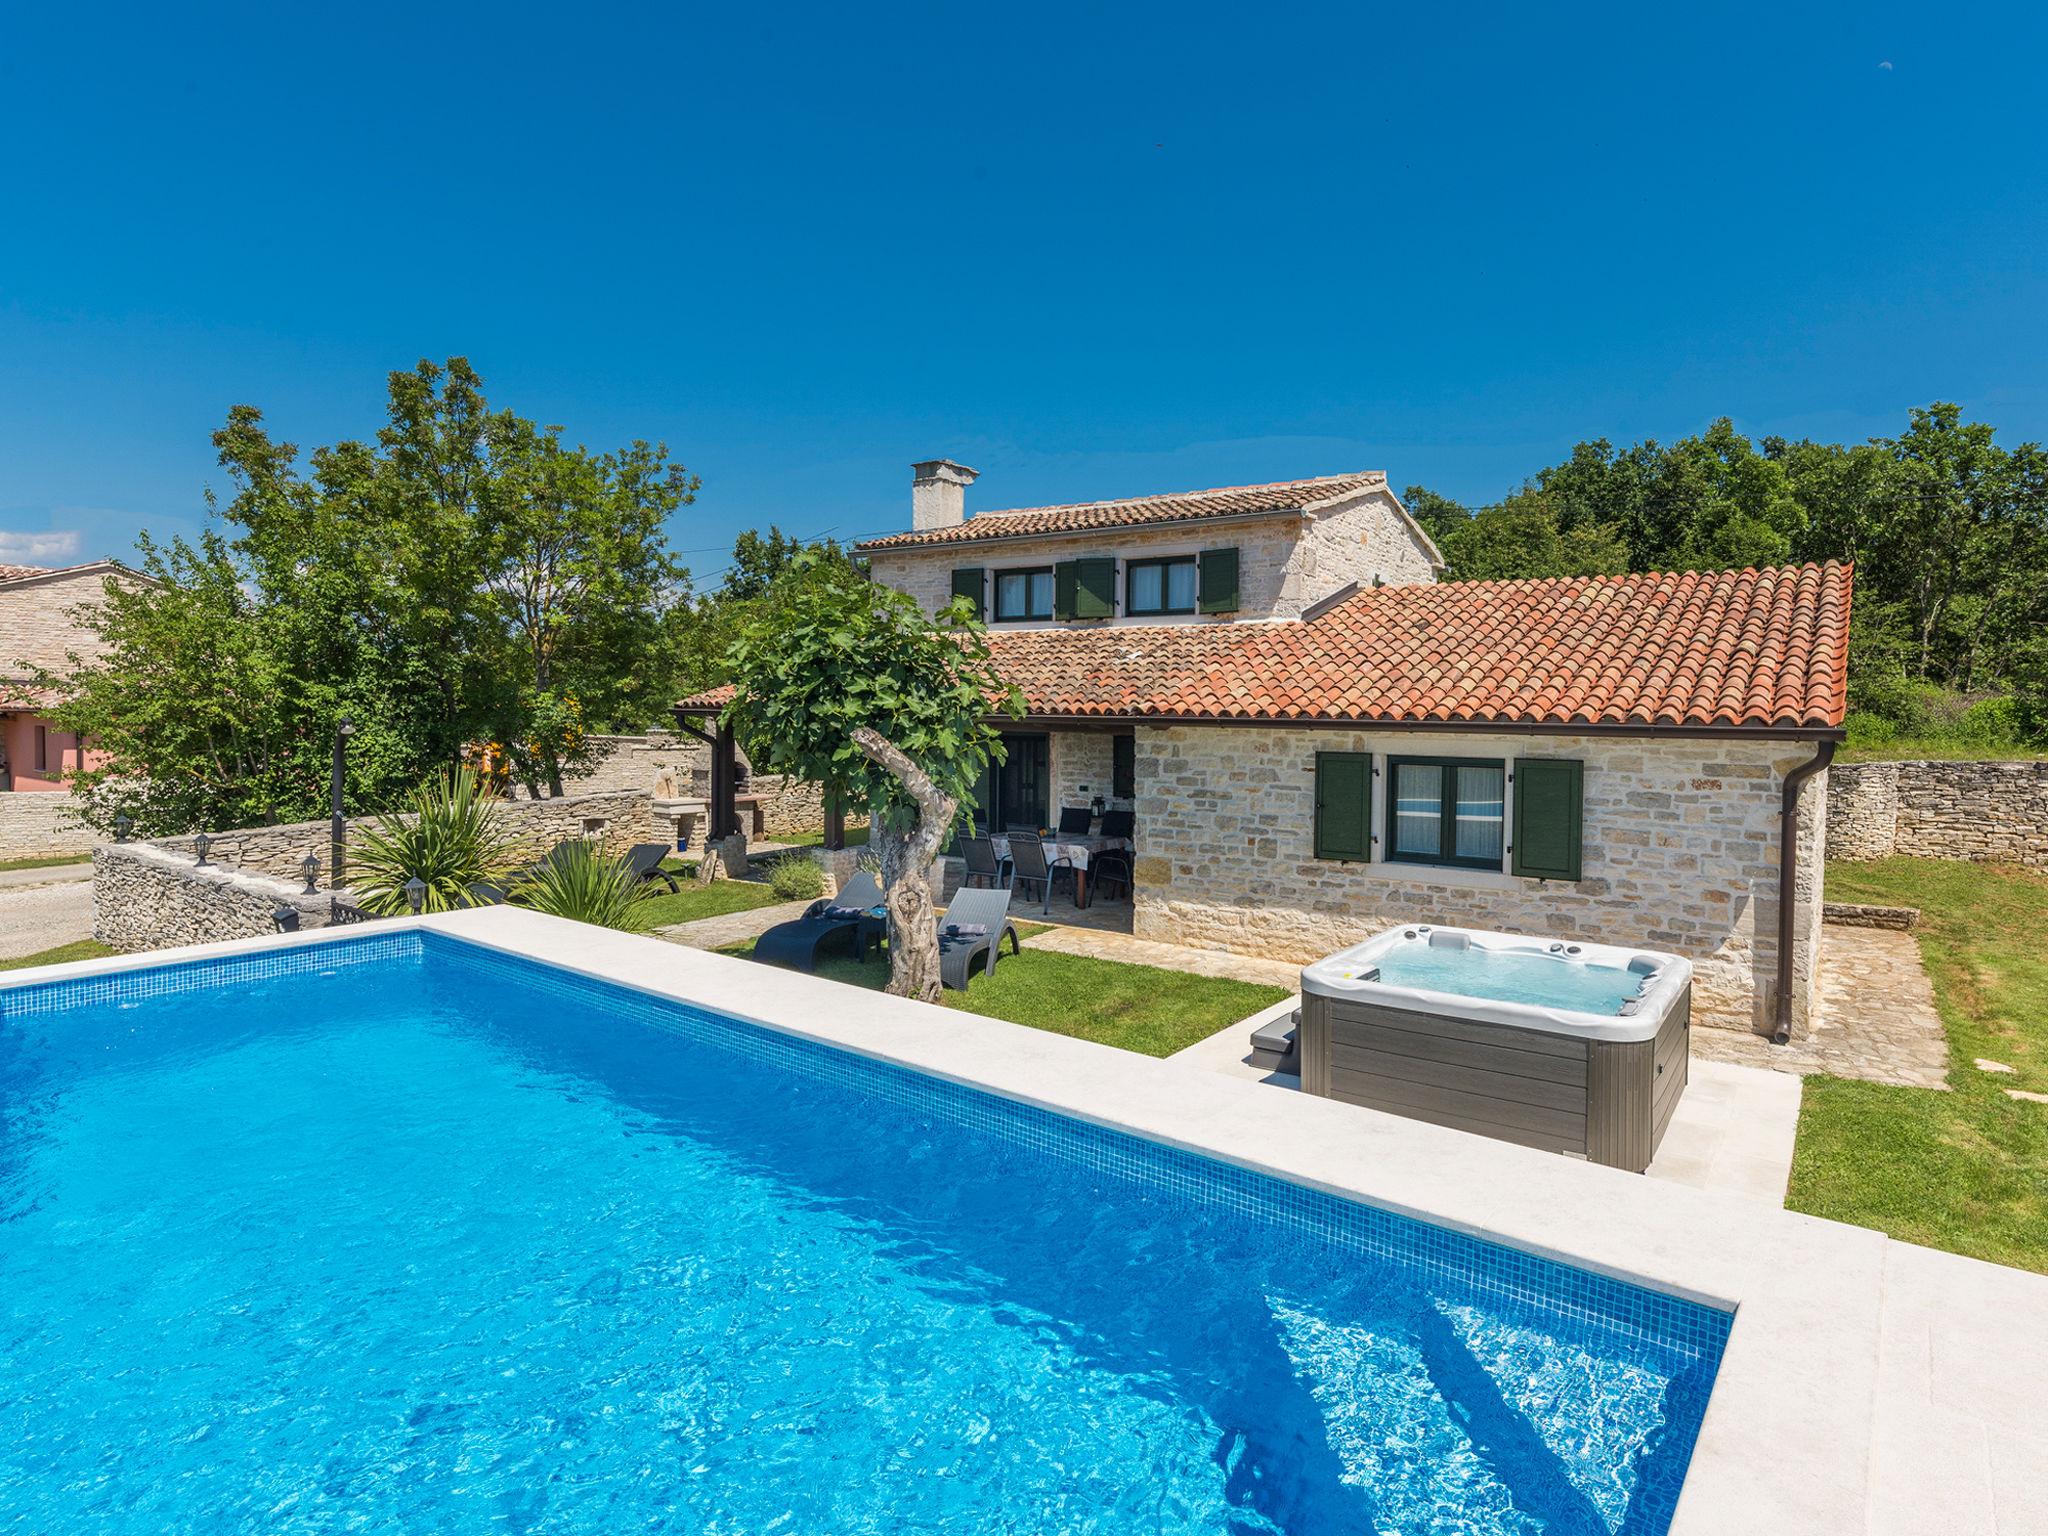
[[300, 853, 321, 895], [331, 717, 354, 890], [113, 814, 132, 843], [403, 877, 427, 915]]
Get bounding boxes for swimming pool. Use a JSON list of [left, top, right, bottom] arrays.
[[0, 929, 1727, 1533]]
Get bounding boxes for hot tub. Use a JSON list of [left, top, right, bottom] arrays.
[[1298, 926, 1692, 1172]]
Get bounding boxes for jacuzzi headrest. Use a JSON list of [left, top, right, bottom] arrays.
[[1426, 931, 1470, 950], [1627, 956, 1661, 976]]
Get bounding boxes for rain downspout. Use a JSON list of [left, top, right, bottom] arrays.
[[1773, 740, 1836, 1044]]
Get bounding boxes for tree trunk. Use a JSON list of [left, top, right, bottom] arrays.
[[850, 726, 955, 1004]]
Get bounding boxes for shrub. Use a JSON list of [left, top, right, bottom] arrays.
[[1954, 696, 2024, 748], [1842, 710, 1898, 750], [767, 857, 826, 901], [513, 839, 646, 930], [350, 766, 520, 915]]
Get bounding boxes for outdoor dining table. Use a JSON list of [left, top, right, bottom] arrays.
[[987, 833, 1133, 909]]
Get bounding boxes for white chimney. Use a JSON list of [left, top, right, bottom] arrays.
[[911, 459, 978, 531]]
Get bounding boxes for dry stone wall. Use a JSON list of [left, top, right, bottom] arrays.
[[93, 843, 341, 953], [1826, 759, 2048, 868], [150, 789, 656, 884], [0, 791, 94, 860], [1129, 726, 1828, 1037]]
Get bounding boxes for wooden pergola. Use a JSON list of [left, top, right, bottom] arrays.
[[672, 703, 849, 851]]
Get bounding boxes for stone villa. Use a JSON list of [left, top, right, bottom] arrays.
[[683, 462, 1850, 1042]]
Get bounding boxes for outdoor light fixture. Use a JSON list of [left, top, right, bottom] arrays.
[[272, 906, 301, 933], [301, 852, 320, 894], [332, 717, 355, 890], [403, 876, 427, 915], [193, 832, 212, 867], [113, 814, 133, 843]]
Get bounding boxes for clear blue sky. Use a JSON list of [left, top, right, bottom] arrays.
[[3, 2, 2044, 583]]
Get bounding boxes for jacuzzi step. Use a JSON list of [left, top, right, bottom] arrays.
[[1249, 1010, 1300, 1074]]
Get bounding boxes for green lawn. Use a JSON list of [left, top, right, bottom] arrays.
[[0, 854, 93, 873], [0, 939, 116, 971], [627, 877, 790, 933], [1788, 858, 2048, 1273], [773, 824, 872, 849], [1836, 740, 2047, 765], [717, 932, 1287, 1058]]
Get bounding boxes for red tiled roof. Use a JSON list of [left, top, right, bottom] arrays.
[[0, 565, 50, 583], [853, 472, 1388, 551], [985, 564, 1851, 730], [679, 564, 1852, 733], [678, 683, 738, 710]]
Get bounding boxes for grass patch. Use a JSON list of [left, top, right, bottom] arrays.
[[627, 878, 789, 933], [0, 939, 116, 971], [1835, 740, 2047, 765], [0, 854, 92, 873], [774, 825, 872, 849], [1787, 858, 2048, 1272], [716, 932, 1286, 1058]]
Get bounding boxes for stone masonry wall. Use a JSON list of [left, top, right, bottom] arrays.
[[867, 488, 1440, 631], [94, 843, 341, 953], [0, 790, 94, 860], [1130, 726, 1829, 1037], [560, 732, 709, 796], [1049, 730, 1123, 816], [1826, 758, 2048, 868], [150, 789, 657, 884]]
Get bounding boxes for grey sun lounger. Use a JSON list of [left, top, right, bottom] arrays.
[[623, 842, 682, 893], [937, 886, 1022, 991], [752, 871, 886, 974]]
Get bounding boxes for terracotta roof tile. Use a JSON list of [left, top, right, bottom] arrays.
[[981, 563, 1852, 731], [853, 472, 1388, 551], [679, 564, 1851, 733]]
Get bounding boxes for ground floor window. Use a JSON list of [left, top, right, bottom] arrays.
[[1387, 756, 1506, 870]]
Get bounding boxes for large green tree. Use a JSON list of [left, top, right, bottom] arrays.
[[46, 358, 698, 831], [721, 553, 1018, 1001]]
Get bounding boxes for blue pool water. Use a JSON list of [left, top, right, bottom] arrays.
[[0, 935, 1725, 1533], [1369, 943, 1647, 1015]]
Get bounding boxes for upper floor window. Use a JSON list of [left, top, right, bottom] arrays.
[[1387, 756, 1506, 870], [994, 567, 1055, 621], [1126, 556, 1198, 616]]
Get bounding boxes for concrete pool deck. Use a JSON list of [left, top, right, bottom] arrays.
[[7, 910, 2045, 1535]]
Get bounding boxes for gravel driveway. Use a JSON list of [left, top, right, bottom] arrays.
[[0, 872, 96, 960]]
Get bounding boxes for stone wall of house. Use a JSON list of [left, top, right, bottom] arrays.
[[1291, 489, 1441, 602], [93, 842, 341, 953], [1825, 758, 2048, 868], [0, 791, 95, 860], [868, 518, 1308, 625], [1049, 730, 1123, 817], [867, 486, 1441, 629], [150, 789, 658, 884], [1129, 725, 1830, 1038]]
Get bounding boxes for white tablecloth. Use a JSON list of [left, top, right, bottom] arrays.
[[987, 834, 1131, 871]]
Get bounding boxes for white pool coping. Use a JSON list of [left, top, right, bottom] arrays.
[[10, 910, 2046, 1535]]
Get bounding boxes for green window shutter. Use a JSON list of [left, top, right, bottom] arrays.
[[1053, 561, 1078, 619], [1072, 557, 1116, 618], [950, 566, 985, 619], [1314, 752, 1373, 862], [1511, 758, 1583, 881], [1198, 547, 1240, 613]]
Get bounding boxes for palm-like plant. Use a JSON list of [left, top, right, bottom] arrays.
[[512, 838, 648, 930], [350, 766, 521, 915]]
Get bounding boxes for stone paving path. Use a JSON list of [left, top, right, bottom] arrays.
[[1690, 923, 1951, 1089], [653, 899, 812, 951]]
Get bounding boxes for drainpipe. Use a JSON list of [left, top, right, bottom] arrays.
[[1773, 740, 1836, 1044]]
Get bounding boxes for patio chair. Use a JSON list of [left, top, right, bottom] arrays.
[[463, 880, 509, 906], [1006, 832, 1076, 915], [1057, 806, 1092, 835], [1099, 808, 1135, 842], [937, 886, 1022, 990], [753, 870, 888, 969], [959, 835, 1011, 890], [622, 842, 682, 893], [1088, 848, 1134, 903]]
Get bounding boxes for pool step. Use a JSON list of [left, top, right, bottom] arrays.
[[1249, 1009, 1300, 1074]]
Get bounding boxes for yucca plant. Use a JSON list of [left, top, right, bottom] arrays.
[[512, 838, 647, 930], [350, 766, 521, 915]]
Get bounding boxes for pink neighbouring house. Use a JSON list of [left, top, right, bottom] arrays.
[[0, 561, 132, 793]]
